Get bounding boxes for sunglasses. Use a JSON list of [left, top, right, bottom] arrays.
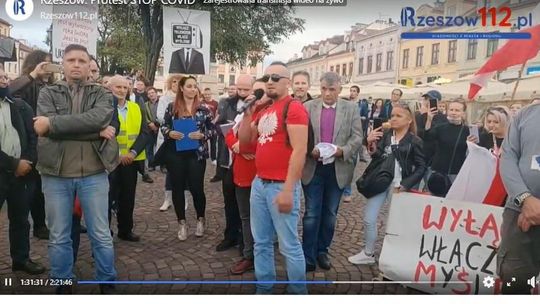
[[488, 106, 509, 116], [261, 74, 289, 83]]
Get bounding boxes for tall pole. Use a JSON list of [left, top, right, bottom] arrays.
[[511, 62, 527, 101]]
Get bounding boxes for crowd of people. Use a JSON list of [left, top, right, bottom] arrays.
[[1, 43, 540, 295]]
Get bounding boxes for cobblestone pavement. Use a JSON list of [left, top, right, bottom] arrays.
[[0, 163, 419, 295]]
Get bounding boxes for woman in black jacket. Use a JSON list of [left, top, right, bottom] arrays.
[[349, 103, 425, 265], [425, 100, 469, 197]]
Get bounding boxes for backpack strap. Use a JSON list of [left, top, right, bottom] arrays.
[[283, 98, 293, 147]]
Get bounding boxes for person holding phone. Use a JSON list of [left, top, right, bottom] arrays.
[[9, 50, 56, 240], [369, 98, 384, 127], [467, 106, 511, 207], [155, 76, 215, 241], [348, 103, 425, 265], [414, 90, 447, 190], [424, 99, 469, 197]]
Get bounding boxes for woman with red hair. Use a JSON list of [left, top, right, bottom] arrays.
[[156, 76, 215, 241]]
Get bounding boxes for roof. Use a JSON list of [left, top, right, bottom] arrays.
[[0, 18, 11, 27]]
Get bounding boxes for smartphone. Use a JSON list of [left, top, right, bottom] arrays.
[[373, 117, 383, 130], [44, 63, 63, 73], [429, 98, 438, 110], [469, 125, 480, 142]]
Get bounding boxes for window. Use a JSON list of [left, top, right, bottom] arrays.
[[330, 66, 334, 72], [336, 64, 340, 75], [229, 75, 235, 86], [218, 74, 224, 83], [386, 51, 394, 70], [358, 58, 364, 74], [349, 62, 353, 76], [487, 39, 499, 57], [416, 46, 424, 67], [402, 49, 409, 69], [367, 55, 373, 73], [448, 40, 457, 63], [342, 63, 347, 76], [376, 53, 382, 72], [431, 43, 440, 65], [467, 39, 478, 60], [447, 5, 456, 16]]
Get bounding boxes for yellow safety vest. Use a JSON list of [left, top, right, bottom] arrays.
[[117, 101, 146, 161]]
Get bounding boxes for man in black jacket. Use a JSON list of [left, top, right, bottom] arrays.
[[214, 75, 253, 252], [0, 69, 46, 275], [9, 52, 53, 240]]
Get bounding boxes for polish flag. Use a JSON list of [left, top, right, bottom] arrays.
[[468, 17, 540, 100]]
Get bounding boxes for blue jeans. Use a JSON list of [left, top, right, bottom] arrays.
[[343, 154, 358, 197], [363, 185, 393, 255], [302, 163, 344, 266], [250, 177, 307, 294], [42, 173, 116, 281]]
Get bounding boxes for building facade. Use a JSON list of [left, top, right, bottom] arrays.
[[353, 23, 400, 85]]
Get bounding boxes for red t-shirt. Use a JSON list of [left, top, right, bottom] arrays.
[[254, 95, 309, 181], [225, 129, 257, 187]]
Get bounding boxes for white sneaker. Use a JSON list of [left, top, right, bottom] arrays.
[[178, 220, 188, 241], [195, 217, 205, 237], [160, 191, 172, 211], [211, 160, 217, 166], [348, 250, 376, 265]]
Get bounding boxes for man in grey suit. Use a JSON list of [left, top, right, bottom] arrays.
[[169, 48, 205, 75], [301, 72, 363, 271]]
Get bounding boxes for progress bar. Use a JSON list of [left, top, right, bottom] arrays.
[[78, 280, 473, 285]]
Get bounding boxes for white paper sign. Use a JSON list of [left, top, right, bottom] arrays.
[[163, 7, 211, 75], [52, 4, 98, 62], [379, 193, 504, 294]]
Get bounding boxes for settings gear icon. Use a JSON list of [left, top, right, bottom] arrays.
[[483, 276, 495, 288]]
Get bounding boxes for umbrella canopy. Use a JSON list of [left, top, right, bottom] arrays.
[[0, 37, 17, 62]]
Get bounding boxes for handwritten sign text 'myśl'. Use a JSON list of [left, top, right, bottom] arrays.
[[379, 193, 504, 295]]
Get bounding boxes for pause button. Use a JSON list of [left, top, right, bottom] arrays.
[[3, 278, 12, 286]]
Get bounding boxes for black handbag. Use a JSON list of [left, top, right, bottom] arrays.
[[356, 135, 396, 198], [427, 126, 464, 197]]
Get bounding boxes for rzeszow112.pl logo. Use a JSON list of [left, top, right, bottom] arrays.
[[6, 0, 34, 21]]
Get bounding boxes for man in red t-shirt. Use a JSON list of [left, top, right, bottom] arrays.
[[238, 62, 308, 294]]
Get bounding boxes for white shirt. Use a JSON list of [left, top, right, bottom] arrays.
[[0, 98, 21, 158], [391, 134, 402, 188], [322, 102, 337, 109]]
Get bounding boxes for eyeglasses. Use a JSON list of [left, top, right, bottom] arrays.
[[261, 74, 289, 83]]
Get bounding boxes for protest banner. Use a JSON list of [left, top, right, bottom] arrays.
[[163, 7, 211, 75], [379, 193, 504, 294], [52, 4, 98, 62]]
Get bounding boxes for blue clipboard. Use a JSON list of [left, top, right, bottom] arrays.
[[173, 119, 199, 152]]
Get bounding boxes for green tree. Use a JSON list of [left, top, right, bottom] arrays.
[[139, 4, 305, 84], [97, 4, 145, 75]]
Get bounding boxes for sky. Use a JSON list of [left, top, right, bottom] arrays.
[[0, 1, 431, 64], [266, 0, 430, 65]]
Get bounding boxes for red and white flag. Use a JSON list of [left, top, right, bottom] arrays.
[[468, 23, 540, 100]]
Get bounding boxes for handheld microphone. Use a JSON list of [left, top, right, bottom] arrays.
[[238, 89, 265, 114]]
